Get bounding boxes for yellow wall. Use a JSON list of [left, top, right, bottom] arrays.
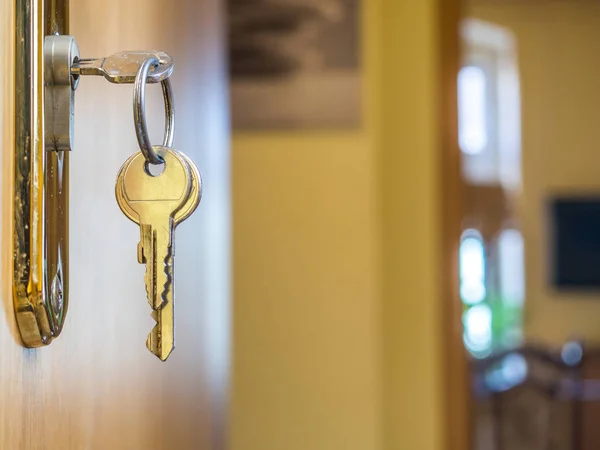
[[230, 4, 381, 447], [231, 1, 446, 450], [471, 1, 600, 346]]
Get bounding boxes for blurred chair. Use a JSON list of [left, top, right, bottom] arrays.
[[472, 342, 600, 450]]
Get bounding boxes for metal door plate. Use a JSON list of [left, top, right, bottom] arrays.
[[14, 0, 70, 346]]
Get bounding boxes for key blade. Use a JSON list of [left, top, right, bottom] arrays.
[[147, 275, 175, 361], [145, 216, 176, 361], [71, 57, 106, 76], [138, 223, 161, 310], [139, 222, 173, 311], [141, 216, 174, 311]]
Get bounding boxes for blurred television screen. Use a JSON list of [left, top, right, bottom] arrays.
[[551, 197, 600, 289]]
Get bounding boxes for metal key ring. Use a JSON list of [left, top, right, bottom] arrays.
[[133, 56, 175, 165]]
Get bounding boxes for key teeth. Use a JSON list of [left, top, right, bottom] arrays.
[[160, 245, 174, 309], [137, 241, 145, 264]]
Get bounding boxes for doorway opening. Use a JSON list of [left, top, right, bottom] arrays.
[[458, 19, 523, 361]]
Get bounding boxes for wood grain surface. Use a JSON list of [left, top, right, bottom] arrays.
[[0, 0, 230, 448], [438, 0, 473, 449]]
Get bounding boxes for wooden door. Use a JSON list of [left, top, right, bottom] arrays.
[[0, 0, 230, 448]]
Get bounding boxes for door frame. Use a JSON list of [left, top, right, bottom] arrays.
[[439, 0, 472, 449]]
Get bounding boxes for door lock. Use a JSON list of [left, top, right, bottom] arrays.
[[14, 0, 174, 348]]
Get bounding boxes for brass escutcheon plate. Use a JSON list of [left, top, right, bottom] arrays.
[[13, 0, 70, 347]]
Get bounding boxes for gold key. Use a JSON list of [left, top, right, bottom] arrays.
[[116, 146, 201, 361]]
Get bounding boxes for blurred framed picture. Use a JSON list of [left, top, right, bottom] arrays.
[[228, 0, 361, 130]]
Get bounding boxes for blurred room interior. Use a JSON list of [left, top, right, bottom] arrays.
[[458, 1, 600, 449], [231, 1, 600, 450]]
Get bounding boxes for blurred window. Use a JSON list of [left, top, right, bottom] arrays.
[[459, 20, 521, 190], [463, 304, 492, 357], [498, 229, 524, 306], [459, 66, 488, 155], [460, 229, 487, 306]]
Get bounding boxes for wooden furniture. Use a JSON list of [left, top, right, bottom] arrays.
[[472, 343, 600, 450]]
